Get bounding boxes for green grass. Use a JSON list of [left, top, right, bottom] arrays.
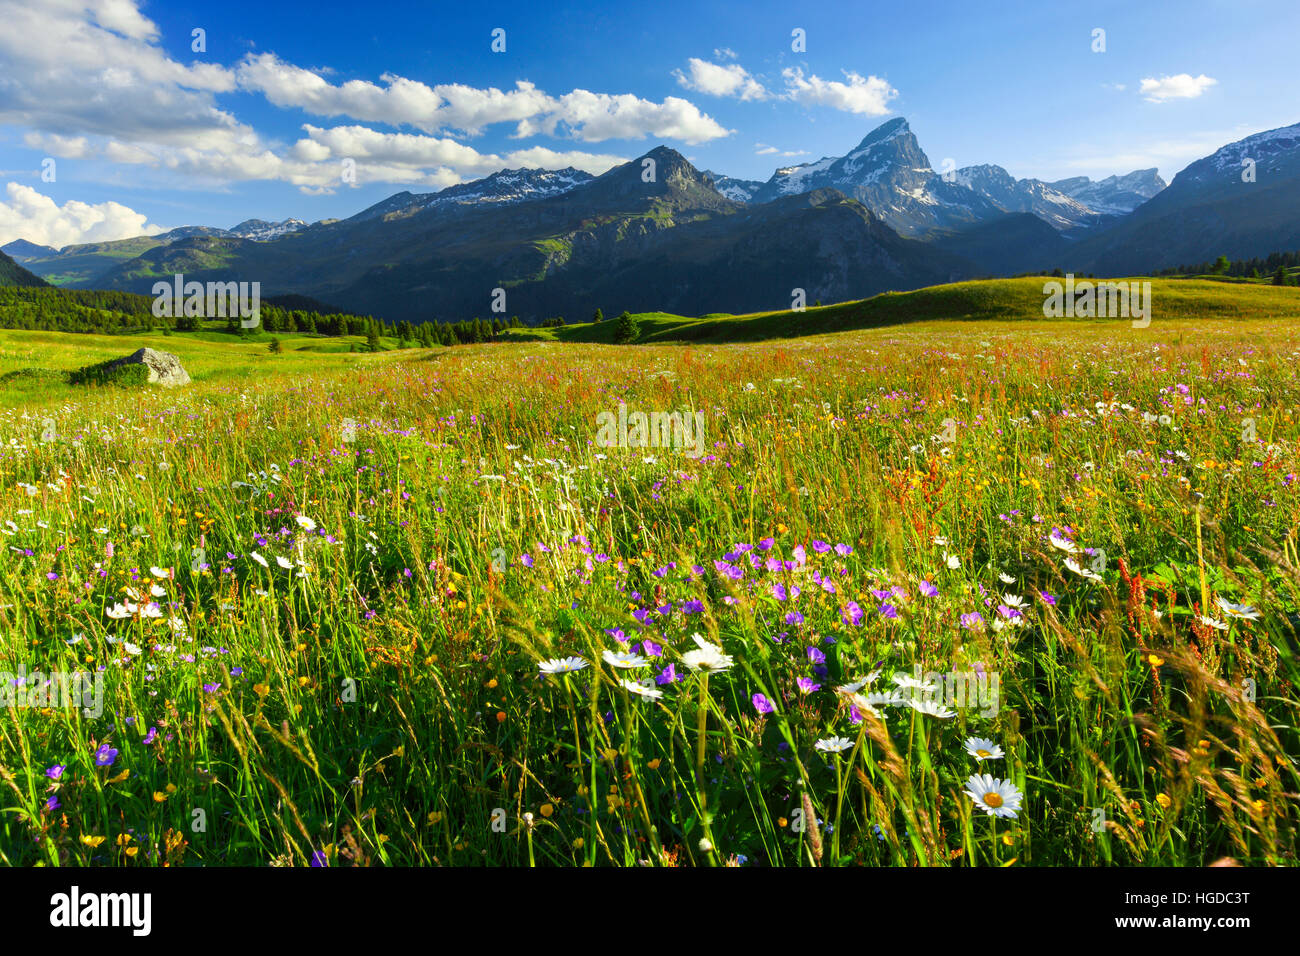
[[1, 277, 1298, 868]]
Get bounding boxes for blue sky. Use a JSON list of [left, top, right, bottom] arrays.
[[1, 0, 1295, 247]]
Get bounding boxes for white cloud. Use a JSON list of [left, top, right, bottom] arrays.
[[673, 58, 767, 101], [781, 68, 897, 116], [713, 48, 737, 61], [755, 144, 779, 155], [0, 181, 163, 248], [0, 0, 725, 199], [1139, 74, 1217, 103]]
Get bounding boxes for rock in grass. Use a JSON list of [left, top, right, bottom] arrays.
[[75, 348, 191, 387]]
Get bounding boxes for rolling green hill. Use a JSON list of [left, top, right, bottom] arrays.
[[503, 277, 1300, 345]]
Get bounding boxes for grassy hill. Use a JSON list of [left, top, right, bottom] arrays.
[[502, 277, 1300, 345], [0, 250, 50, 288]]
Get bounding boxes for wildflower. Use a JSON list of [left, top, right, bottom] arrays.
[[681, 644, 733, 674], [538, 656, 588, 675], [1215, 596, 1260, 621], [45, 765, 65, 780], [250, 552, 269, 568], [908, 697, 956, 718], [965, 737, 1005, 761], [94, 745, 118, 767], [1048, 531, 1078, 554], [1198, 616, 1229, 632], [1064, 558, 1102, 581], [944, 552, 960, 569], [964, 774, 1024, 819], [295, 516, 317, 532], [619, 678, 663, 700], [1156, 793, 1172, 809], [796, 677, 820, 694], [752, 693, 775, 714], [602, 650, 649, 669], [919, 580, 939, 598], [815, 736, 854, 753]]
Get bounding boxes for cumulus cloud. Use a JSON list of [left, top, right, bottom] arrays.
[[1139, 74, 1217, 103], [295, 125, 626, 180], [0, 0, 725, 197], [0, 181, 164, 248], [781, 68, 897, 116], [673, 58, 767, 101]]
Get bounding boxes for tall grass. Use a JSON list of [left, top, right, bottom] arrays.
[[1, 318, 1297, 866]]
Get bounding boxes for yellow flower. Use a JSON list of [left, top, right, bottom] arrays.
[[602, 748, 619, 762], [116, 833, 133, 845], [540, 803, 554, 818], [1156, 793, 1171, 809], [253, 683, 270, 698], [153, 791, 168, 803], [646, 758, 662, 770], [1148, 654, 1164, 667], [81, 834, 106, 847], [1002, 833, 1015, 846], [107, 769, 130, 784], [572, 837, 584, 849], [486, 678, 498, 689], [428, 811, 443, 825]]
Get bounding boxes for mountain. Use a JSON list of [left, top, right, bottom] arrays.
[[745, 118, 1003, 237], [77, 147, 975, 322], [0, 250, 50, 287], [1049, 170, 1166, 217], [952, 164, 1102, 233], [702, 170, 766, 203], [228, 218, 307, 241], [1076, 121, 1300, 274], [1, 239, 59, 261], [927, 213, 1069, 276], [345, 167, 594, 224]]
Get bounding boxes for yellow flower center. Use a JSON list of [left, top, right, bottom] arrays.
[[976, 749, 991, 758], [983, 792, 1003, 808]]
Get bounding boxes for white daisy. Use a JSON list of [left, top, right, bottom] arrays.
[[964, 774, 1024, 819], [1064, 558, 1102, 581], [149, 584, 167, 598], [276, 556, 294, 570], [250, 552, 269, 568], [602, 649, 649, 669], [964, 737, 1005, 761], [1198, 615, 1229, 632], [944, 552, 960, 569], [892, 672, 940, 693], [149, 566, 171, 578], [1001, 593, 1027, 609], [998, 572, 1016, 584], [619, 678, 664, 700], [1215, 596, 1260, 621], [681, 646, 733, 673], [907, 697, 956, 718], [1049, 532, 1079, 554], [815, 736, 854, 753], [538, 656, 588, 675], [295, 516, 317, 532]]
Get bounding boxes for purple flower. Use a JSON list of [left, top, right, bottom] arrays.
[[792, 545, 807, 567], [784, 611, 804, 625], [811, 540, 832, 553], [752, 693, 775, 715], [1040, 591, 1058, 606], [203, 683, 220, 694], [757, 537, 775, 551], [310, 850, 328, 867], [94, 745, 118, 767], [960, 612, 985, 629], [919, 580, 939, 598], [841, 601, 864, 626], [796, 677, 820, 694], [806, 646, 826, 665], [878, 603, 899, 619], [641, 639, 663, 658], [45, 795, 60, 812], [834, 543, 853, 556], [520, 554, 534, 568], [45, 764, 65, 780], [682, 599, 704, 614], [655, 664, 682, 685], [143, 727, 158, 745]]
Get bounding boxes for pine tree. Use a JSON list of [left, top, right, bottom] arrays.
[[269, 336, 283, 353], [614, 310, 639, 344]]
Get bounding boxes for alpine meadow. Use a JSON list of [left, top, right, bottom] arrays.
[[1, 0, 1298, 898]]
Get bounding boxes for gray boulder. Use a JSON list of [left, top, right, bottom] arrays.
[[106, 348, 191, 387]]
